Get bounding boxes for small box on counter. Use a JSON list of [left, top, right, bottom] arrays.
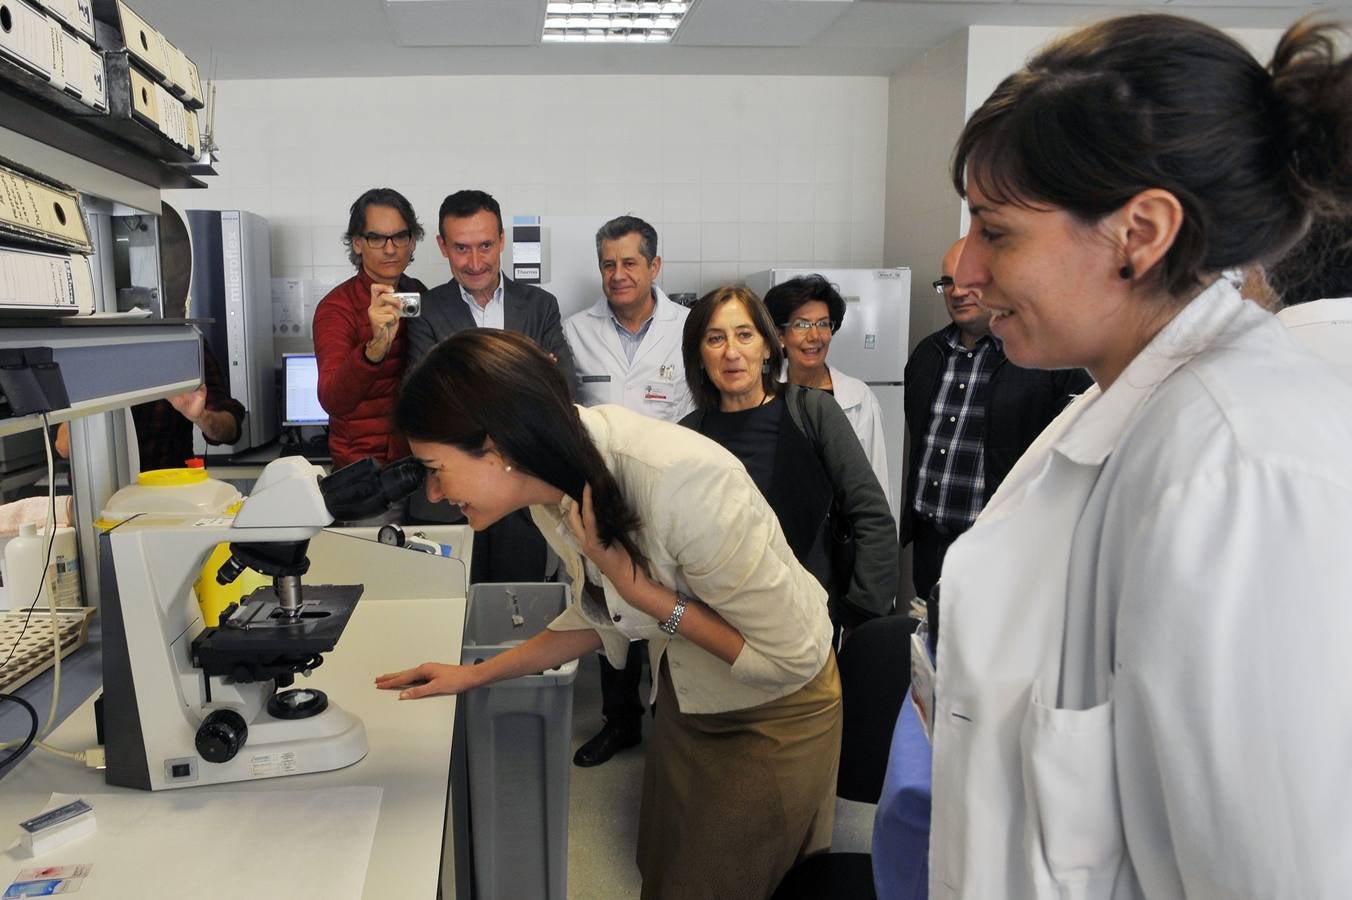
[[17, 799, 97, 857]]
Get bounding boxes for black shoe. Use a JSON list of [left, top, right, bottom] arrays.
[[573, 721, 641, 768]]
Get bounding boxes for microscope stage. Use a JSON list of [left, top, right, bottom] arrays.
[[191, 584, 363, 682]]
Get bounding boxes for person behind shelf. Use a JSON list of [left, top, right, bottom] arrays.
[[762, 274, 893, 512], [678, 285, 898, 642], [403, 189, 577, 584], [921, 15, 1352, 895], [564, 214, 694, 770], [54, 339, 244, 471], [377, 329, 841, 900], [312, 187, 427, 470]]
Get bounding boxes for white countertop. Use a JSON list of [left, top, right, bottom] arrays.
[[0, 593, 467, 899]]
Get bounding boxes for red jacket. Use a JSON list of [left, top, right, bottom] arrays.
[[313, 268, 426, 468]]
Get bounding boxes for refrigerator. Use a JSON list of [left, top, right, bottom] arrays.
[[186, 210, 277, 457], [745, 267, 910, 522]]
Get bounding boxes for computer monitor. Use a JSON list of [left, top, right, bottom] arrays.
[[282, 353, 328, 427]]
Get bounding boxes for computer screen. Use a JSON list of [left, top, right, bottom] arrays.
[[282, 353, 328, 427]]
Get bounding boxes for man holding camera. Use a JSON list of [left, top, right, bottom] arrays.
[[313, 187, 428, 470], [405, 189, 576, 583]]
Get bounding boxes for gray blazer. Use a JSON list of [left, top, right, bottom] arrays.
[[406, 273, 578, 395], [404, 273, 577, 523]]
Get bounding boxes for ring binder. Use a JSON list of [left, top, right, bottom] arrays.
[[0, 160, 93, 253]]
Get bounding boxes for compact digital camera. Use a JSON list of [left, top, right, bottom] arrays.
[[392, 292, 421, 317]]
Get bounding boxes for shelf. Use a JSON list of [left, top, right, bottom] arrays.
[[0, 57, 204, 191], [0, 321, 203, 438]]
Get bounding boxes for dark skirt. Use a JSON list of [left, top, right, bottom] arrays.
[[636, 653, 843, 900]]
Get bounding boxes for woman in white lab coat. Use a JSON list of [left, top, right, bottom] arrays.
[[762, 274, 892, 503], [921, 15, 1352, 898]]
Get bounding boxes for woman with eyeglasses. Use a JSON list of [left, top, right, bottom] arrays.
[[377, 329, 842, 899], [679, 285, 898, 636], [763, 274, 893, 506], [921, 15, 1352, 895]]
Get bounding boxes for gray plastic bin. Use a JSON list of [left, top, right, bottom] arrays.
[[462, 583, 577, 900]]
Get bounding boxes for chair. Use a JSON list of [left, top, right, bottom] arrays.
[[772, 615, 916, 900]]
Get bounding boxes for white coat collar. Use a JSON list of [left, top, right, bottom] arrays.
[[1053, 278, 1249, 466], [773, 361, 865, 410], [1277, 296, 1352, 328], [827, 367, 867, 411], [585, 286, 679, 322]]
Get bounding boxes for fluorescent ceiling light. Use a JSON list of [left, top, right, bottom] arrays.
[[542, 0, 690, 44]]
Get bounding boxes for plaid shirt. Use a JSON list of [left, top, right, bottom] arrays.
[[130, 342, 244, 470], [912, 325, 1001, 534]]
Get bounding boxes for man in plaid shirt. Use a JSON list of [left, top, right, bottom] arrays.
[[902, 237, 1091, 633]]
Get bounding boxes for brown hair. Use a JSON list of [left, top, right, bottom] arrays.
[[681, 285, 786, 410], [952, 15, 1352, 298], [395, 329, 646, 568], [342, 187, 424, 268]]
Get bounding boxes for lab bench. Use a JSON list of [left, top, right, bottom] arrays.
[[0, 528, 473, 899]]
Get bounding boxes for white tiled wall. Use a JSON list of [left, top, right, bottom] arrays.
[[883, 30, 970, 354], [165, 73, 889, 319]]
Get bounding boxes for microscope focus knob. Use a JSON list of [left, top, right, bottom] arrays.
[[196, 710, 249, 764]]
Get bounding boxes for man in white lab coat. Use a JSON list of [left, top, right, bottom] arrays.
[[564, 215, 693, 767]]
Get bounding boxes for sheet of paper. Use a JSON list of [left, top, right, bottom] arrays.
[[1, 787, 382, 900]]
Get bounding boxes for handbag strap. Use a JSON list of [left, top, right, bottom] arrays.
[[791, 387, 848, 516]]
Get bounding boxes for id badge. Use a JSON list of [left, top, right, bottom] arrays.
[[644, 364, 677, 403], [910, 623, 936, 742]]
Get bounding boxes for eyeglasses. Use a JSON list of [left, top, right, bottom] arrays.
[[359, 230, 413, 250], [932, 276, 954, 295], [784, 318, 837, 334]]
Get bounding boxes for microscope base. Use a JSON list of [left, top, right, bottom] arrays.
[[113, 699, 369, 791]]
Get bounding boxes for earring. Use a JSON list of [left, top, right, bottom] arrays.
[[761, 360, 770, 374], [504, 465, 513, 473], [1119, 262, 1135, 280]]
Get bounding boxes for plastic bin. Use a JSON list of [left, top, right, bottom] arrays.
[[462, 583, 578, 900]]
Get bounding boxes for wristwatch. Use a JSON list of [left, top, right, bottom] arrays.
[[659, 593, 689, 636]]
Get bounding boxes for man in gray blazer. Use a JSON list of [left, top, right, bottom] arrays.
[[405, 189, 577, 583]]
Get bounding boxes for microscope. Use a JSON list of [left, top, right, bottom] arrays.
[[97, 455, 423, 791]]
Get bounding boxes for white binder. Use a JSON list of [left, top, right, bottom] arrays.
[[113, 0, 168, 81], [78, 35, 106, 110], [68, 0, 95, 43], [162, 39, 202, 107], [0, 0, 57, 80], [56, 28, 106, 110], [0, 246, 96, 315], [34, 0, 95, 44], [126, 62, 160, 128], [0, 162, 93, 253]]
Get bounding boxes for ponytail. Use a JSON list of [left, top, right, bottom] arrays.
[[1269, 18, 1352, 222]]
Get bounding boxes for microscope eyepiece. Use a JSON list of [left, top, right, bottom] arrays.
[[318, 456, 424, 520]]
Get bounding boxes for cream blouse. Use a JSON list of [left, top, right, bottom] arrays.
[[533, 404, 833, 714]]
